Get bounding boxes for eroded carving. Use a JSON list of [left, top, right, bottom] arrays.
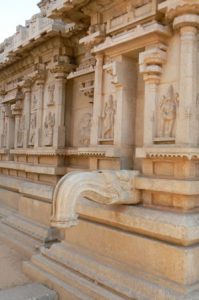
[[48, 84, 55, 106], [102, 95, 116, 140], [29, 113, 36, 146], [78, 113, 92, 146], [51, 170, 140, 228], [17, 116, 24, 148], [44, 111, 55, 146]]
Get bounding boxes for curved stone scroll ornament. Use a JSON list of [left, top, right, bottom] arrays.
[[51, 170, 140, 228]]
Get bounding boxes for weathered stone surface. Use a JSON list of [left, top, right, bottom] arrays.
[[0, 0, 199, 299], [0, 283, 57, 300]]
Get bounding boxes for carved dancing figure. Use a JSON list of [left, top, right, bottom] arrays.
[[160, 85, 179, 138], [102, 95, 116, 139], [44, 111, 55, 146]]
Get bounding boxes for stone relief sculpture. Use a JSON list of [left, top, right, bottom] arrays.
[[51, 170, 140, 228], [78, 113, 92, 146], [17, 116, 24, 148], [48, 84, 55, 106], [29, 113, 36, 146], [159, 85, 179, 138], [102, 95, 116, 139], [44, 111, 55, 146]]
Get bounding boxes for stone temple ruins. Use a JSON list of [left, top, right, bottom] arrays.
[[0, 0, 199, 299]]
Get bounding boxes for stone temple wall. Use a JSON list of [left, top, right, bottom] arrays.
[[0, 0, 199, 299]]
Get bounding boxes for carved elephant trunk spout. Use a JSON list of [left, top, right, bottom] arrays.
[[51, 170, 140, 228]]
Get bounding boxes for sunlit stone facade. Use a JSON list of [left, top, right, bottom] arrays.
[[0, 1, 199, 299]]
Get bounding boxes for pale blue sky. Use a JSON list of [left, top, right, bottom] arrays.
[[0, 0, 40, 43]]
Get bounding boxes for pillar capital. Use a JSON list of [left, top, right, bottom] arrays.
[[166, 1, 199, 23], [173, 14, 199, 31], [139, 44, 167, 84]]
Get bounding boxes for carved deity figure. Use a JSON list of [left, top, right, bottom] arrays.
[[29, 113, 36, 146], [17, 116, 24, 148], [159, 85, 179, 138], [78, 113, 92, 146], [44, 111, 55, 146], [102, 95, 116, 139], [48, 84, 55, 106]]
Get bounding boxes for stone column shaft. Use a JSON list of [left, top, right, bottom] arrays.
[[90, 54, 103, 145], [23, 87, 31, 148], [53, 73, 66, 148], [35, 79, 44, 148], [175, 17, 199, 145]]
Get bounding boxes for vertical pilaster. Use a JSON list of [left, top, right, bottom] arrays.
[[90, 54, 104, 145], [174, 15, 199, 145], [23, 80, 32, 148], [53, 72, 67, 148], [139, 45, 167, 146], [35, 79, 45, 148]]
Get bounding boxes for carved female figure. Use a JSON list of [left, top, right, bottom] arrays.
[[102, 95, 116, 139]]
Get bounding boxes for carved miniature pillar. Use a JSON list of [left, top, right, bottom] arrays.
[[90, 54, 103, 145], [52, 71, 67, 148], [173, 15, 199, 145], [35, 78, 45, 148], [139, 45, 167, 145], [23, 80, 32, 148]]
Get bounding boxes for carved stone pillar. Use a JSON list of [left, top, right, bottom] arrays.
[[90, 54, 103, 145], [52, 71, 67, 148], [139, 45, 167, 145], [11, 100, 23, 149], [23, 80, 32, 148], [34, 78, 45, 148], [173, 15, 199, 145]]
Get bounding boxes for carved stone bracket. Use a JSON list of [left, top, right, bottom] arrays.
[[51, 170, 140, 228]]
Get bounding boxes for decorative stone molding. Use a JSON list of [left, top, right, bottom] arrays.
[[51, 170, 140, 228], [0, 13, 67, 65]]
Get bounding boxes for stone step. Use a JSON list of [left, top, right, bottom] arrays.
[[0, 283, 57, 300], [0, 222, 40, 258]]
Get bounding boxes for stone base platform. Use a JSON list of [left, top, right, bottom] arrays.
[[23, 204, 199, 300]]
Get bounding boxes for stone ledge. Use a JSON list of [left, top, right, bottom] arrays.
[[0, 161, 67, 175], [0, 175, 53, 202], [136, 146, 199, 159], [77, 198, 199, 246]]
